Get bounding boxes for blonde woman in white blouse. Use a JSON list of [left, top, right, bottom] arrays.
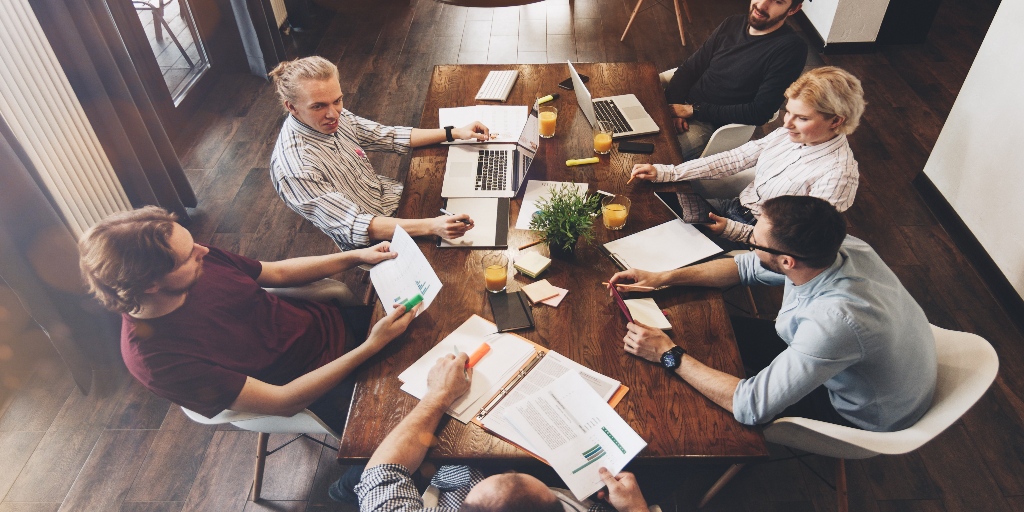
[[631, 66, 865, 243]]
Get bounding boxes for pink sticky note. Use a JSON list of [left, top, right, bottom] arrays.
[[540, 286, 569, 307]]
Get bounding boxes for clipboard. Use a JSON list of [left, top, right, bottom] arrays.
[[466, 317, 630, 462]]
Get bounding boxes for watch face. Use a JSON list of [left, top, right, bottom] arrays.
[[661, 351, 678, 368]]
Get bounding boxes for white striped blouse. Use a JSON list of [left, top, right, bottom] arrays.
[[653, 127, 858, 242], [270, 112, 412, 251]]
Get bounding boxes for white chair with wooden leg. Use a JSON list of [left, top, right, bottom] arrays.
[[698, 324, 999, 510], [622, 0, 691, 46], [180, 278, 359, 501]]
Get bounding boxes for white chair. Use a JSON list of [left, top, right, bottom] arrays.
[[180, 278, 359, 501], [699, 324, 1000, 511]]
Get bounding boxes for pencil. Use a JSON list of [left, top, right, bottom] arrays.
[[518, 239, 543, 250], [626, 176, 635, 185], [601, 281, 656, 290]]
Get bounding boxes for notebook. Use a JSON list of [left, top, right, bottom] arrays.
[[600, 220, 723, 272], [438, 197, 510, 248]]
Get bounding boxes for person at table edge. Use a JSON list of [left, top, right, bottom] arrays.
[[353, 352, 654, 512], [608, 196, 937, 432], [269, 56, 490, 251], [632, 66, 864, 245], [78, 206, 419, 430], [664, 0, 809, 160]]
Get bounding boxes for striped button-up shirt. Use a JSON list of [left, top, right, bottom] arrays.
[[653, 127, 858, 242], [270, 111, 412, 251]]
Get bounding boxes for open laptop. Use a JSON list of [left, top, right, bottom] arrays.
[[441, 104, 539, 198], [568, 61, 659, 139]]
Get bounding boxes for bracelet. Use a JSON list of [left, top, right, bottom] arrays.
[[444, 126, 455, 143]]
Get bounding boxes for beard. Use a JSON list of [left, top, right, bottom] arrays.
[[759, 258, 784, 275], [748, 5, 788, 30], [159, 267, 203, 296]]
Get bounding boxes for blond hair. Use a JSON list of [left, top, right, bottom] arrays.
[[268, 56, 339, 105], [79, 206, 178, 314], [785, 66, 865, 135]]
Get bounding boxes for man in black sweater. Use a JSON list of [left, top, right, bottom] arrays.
[[665, 0, 809, 160]]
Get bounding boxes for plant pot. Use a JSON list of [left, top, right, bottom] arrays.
[[548, 239, 578, 260]]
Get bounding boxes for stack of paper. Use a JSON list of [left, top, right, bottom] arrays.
[[514, 251, 551, 278], [397, 316, 538, 423], [503, 372, 647, 500], [623, 298, 672, 329]]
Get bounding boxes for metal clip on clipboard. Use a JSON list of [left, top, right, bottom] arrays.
[[597, 245, 630, 271], [475, 350, 546, 421]]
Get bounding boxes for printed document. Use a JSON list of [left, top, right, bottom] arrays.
[[439, 105, 528, 144], [504, 372, 646, 500], [368, 225, 443, 315], [479, 351, 621, 456], [515, 181, 590, 230], [398, 315, 538, 423]]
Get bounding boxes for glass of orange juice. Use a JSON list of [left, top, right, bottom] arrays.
[[601, 195, 630, 230], [482, 253, 509, 293], [538, 106, 557, 138], [593, 121, 613, 154]]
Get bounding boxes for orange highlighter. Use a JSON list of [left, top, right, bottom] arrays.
[[466, 343, 492, 368]]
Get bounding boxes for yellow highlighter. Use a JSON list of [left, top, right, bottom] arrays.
[[566, 157, 600, 166]]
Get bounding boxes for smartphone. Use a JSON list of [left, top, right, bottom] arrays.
[[558, 73, 589, 90], [617, 142, 654, 154]]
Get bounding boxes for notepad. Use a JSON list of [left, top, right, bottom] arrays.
[[539, 285, 568, 307], [522, 279, 561, 304], [514, 251, 551, 278], [623, 298, 672, 329]]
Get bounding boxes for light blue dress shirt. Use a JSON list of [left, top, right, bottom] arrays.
[[732, 235, 936, 432]]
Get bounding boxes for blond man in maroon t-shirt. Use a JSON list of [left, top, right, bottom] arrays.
[[79, 206, 417, 429]]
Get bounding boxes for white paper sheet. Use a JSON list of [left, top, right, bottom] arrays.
[[515, 181, 590, 230], [439, 105, 529, 144], [479, 351, 621, 456], [623, 298, 671, 330], [368, 225, 443, 316], [398, 315, 538, 423], [439, 198, 502, 248], [504, 372, 647, 500], [602, 219, 723, 272]]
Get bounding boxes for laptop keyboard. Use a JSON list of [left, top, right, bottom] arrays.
[[594, 100, 634, 135], [475, 150, 508, 191]]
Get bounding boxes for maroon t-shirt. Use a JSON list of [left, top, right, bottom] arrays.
[[121, 246, 346, 418]]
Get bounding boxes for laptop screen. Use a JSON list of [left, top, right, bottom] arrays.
[[568, 61, 597, 127], [518, 101, 540, 152]]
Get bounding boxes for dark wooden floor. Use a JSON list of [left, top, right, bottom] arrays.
[[3, 0, 1022, 510]]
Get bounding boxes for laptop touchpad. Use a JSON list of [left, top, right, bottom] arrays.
[[452, 163, 474, 177], [623, 106, 647, 120]]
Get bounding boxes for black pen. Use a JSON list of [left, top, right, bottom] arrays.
[[440, 208, 472, 225]]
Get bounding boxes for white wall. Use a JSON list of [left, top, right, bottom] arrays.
[[801, 0, 890, 44], [922, 0, 1024, 299]]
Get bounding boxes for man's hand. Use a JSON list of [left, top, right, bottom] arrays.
[[454, 121, 490, 142], [424, 353, 472, 408], [629, 164, 658, 182], [355, 241, 398, 265], [707, 212, 728, 236], [597, 468, 649, 512], [623, 322, 677, 363], [608, 268, 666, 294], [669, 104, 693, 133], [365, 304, 419, 351], [431, 214, 474, 239]]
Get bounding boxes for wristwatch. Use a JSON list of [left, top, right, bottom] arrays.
[[660, 346, 686, 371], [690, 103, 700, 119], [444, 126, 455, 142]]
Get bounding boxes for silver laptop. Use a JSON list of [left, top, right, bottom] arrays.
[[568, 61, 659, 139], [441, 104, 540, 198]]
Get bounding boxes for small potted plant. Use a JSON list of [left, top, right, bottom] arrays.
[[529, 184, 601, 260]]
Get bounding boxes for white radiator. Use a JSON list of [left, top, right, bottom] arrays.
[[0, 0, 132, 238]]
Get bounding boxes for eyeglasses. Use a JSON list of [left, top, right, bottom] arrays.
[[745, 241, 811, 261]]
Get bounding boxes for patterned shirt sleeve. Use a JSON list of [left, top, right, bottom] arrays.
[[653, 135, 768, 182], [275, 171, 373, 251], [345, 110, 413, 154], [356, 464, 455, 512]]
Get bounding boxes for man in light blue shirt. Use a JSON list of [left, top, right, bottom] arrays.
[[608, 196, 936, 432]]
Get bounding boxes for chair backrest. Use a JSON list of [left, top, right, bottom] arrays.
[[181, 406, 340, 439], [764, 324, 999, 460], [700, 124, 756, 159]]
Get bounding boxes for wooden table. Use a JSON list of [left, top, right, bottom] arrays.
[[338, 63, 767, 466]]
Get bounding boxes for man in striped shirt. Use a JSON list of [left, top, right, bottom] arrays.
[[633, 67, 864, 244], [269, 56, 491, 251]]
